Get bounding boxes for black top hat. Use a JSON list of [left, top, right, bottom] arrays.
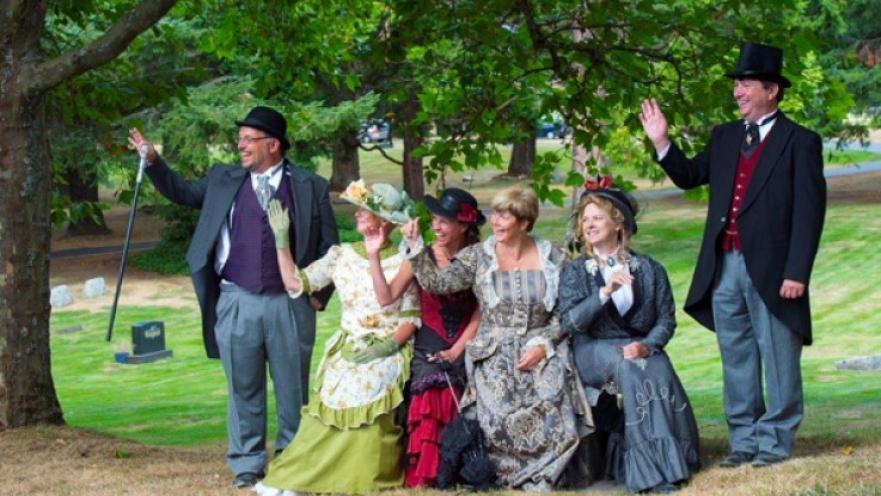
[[582, 188, 639, 234], [424, 188, 486, 226], [725, 42, 792, 88], [235, 106, 291, 152]]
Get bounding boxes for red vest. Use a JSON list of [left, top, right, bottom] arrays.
[[721, 137, 770, 251]]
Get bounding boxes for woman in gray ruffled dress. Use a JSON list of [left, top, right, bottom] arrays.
[[558, 185, 700, 493], [400, 186, 594, 491]]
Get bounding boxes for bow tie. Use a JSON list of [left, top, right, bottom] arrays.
[[741, 112, 778, 158]]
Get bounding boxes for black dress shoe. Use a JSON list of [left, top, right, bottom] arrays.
[[233, 472, 262, 489], [752, 454, 787, 468], [718, 452, 754, 468]]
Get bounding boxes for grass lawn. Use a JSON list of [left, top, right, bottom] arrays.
[[46, 176, 881, 494], [50, 197, 881, 444]]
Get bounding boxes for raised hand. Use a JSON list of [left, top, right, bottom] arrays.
[[639, 99, 671, 152], [363, 225, 388, 256], [127, 128, 157, 164], [602, 270, 634, 298], [401, 218, 420, 250], [267, 199, 290, 249]]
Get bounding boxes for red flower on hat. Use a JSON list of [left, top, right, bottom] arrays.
[[457, 203, 479, 223], [584, 175, 613, 190]]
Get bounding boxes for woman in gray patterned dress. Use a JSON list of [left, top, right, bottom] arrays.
[[400, 186, 594, 491], [558, 188, 700, 493]]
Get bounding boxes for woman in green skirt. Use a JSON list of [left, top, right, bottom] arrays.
[[255, 181, 420, 495]]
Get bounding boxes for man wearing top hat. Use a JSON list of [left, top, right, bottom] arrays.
[[128, 106, 338, 488], [639, 43, 826, 467]]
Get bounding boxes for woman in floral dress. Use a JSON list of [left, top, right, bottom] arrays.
[[365, 187, 483, 488], [255, 182, 420, 495], [399, 186, 594, 491]]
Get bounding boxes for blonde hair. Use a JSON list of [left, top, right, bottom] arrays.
[[575, 193, 632, 263], [491, 186, 539, 231]]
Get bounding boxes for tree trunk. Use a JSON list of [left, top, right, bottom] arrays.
[[0, 0, 177, 429], [401, 128, 424, 200], [507, 138, 536, 177], [65, 168, 110, 235], [400, 99, 424, 199], [329, 129, 361, 192], [0, 17, 64, 428]]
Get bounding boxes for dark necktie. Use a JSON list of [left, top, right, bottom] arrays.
[[741, 112, 778, 158]]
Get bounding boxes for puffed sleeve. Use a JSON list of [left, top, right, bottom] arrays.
[[287, 244, 342, 299], [639, 260, 677, 351], [397, 279, 422, 328], [410, 243, 480, 295], [558, 258, 606, 335]]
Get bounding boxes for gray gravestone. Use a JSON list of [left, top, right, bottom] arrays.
[[835, 354, 881, 372], [50, 285, 73, 308], [81, 277, 106, 298]]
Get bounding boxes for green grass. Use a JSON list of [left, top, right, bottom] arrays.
[[51, 199, 881, 451]]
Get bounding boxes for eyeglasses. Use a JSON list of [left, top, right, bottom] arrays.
[[237, 135, 274, 145]]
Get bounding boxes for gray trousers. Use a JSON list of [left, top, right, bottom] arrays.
[[215, 282, 316, 477], [712, 251, 803, 459]]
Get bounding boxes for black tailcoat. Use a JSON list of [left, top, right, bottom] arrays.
[[658, 113, 826, 344]]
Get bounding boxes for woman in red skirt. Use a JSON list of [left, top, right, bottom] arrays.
[[365, 187, 483, 487]]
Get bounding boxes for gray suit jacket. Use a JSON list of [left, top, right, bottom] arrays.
[[146, 156, 338, 358]]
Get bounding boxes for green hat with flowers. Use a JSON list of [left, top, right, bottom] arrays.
[[340, 179, 415, 224]]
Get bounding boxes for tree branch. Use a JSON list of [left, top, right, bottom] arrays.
[[24, 0, 179, 97], [359, 143, 405, 165]]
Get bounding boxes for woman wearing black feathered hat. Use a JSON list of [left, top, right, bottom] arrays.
[[362, 187, 485, 488], [558, 177, 701, 493]]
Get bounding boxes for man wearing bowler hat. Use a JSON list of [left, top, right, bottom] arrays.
[[639, 43, 826, 467], [128, 106, 338, 488]]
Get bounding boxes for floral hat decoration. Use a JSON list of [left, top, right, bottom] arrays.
[[340, 179, 415, 224], [423, 187, 486, 226]]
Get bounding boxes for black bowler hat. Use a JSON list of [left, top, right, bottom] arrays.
[[424, 188, 486, 226], [235, 106, 291, 152], [582, 187, 639, 234], [725, 42, 792, 88]]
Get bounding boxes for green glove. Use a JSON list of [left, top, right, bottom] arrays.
[[267, 199, 290, 249], [352, 337, 399, 364]]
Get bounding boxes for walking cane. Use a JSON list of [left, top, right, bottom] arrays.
[[106, 145, 149, 341]]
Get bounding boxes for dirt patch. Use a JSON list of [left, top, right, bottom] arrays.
[[0, 425, 238, 495], [2, 425, 879, 495]]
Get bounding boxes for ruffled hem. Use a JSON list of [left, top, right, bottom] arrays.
[[608, 434, 700, 492], [306, 345, 412, 430], [404, 386, 461, 488]]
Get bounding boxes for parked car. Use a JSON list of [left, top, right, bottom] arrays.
[[537, 121, 571, 140], [359, 119, 393, 148]]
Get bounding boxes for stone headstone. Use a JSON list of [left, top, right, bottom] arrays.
[[132, 320, 167, 356], [50, 285, 73, 308], [834, 354, 881, 372], [81, 277, 106, 298]]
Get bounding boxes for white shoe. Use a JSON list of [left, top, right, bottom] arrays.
[[252, 481, 285, 496]]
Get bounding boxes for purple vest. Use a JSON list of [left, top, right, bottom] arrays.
[[221, 171, 295, 294]]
